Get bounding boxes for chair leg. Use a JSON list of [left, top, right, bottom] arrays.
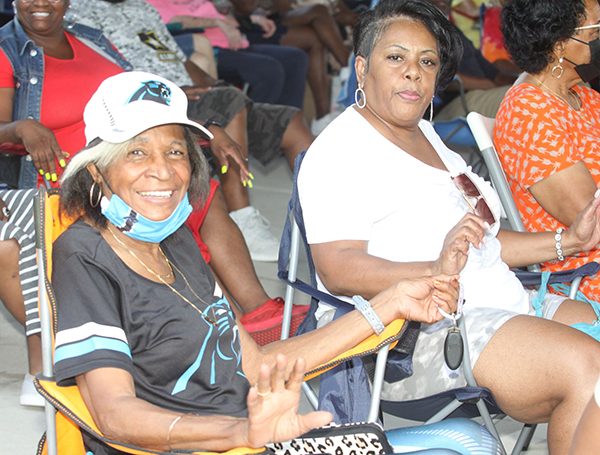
[[475, 399, 507, 455], [510, 423, 536, 455]]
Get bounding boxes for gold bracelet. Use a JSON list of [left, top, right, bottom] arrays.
[[167, 413, 195, 451]]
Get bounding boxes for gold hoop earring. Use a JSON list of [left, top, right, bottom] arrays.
[[551, 57, 564, 79], [355, 86, 367, 109], [89, 182, 102, 208]]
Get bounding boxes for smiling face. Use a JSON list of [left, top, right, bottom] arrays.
[[16, 0, 69, 38], [356, 17, 439, 129], [98, 124, 192, 222]]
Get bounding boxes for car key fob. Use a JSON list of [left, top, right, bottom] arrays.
[[444, 326, 464, 370]]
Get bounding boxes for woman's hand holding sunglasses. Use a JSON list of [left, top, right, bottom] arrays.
[[432, 213, 490, 276]]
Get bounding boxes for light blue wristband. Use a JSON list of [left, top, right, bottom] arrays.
[[352, 295, 385, 335]]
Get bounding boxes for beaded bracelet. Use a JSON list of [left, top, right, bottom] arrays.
[[555, 227, 565, 261]]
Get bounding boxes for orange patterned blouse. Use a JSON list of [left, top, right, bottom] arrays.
[[494, 83, 600, 301]]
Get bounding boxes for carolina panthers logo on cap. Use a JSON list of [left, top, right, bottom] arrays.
[[127, 81, 171, 106]]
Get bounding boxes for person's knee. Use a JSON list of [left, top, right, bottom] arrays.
[[308, 4, 330, 18]]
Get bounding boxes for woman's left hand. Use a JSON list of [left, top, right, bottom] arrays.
[[378, 274, 460, 325], [565, 187, 600, 253], [245, 355, 333, 447], [208, 126, 253, 186]]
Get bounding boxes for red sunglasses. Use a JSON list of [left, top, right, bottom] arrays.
[[451, 173, 497, 227]]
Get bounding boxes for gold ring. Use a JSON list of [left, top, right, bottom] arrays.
[[256, 386, 271, 397]]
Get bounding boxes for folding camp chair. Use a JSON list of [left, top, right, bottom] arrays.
[[32, 186, 416, 455], [278, 149, 600, 455], [466, 111, 598, 295]]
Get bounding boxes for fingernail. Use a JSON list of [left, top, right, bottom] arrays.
[[221, 165, 228, 174], [248, 180, 253, 189], [64, 152, 70, 158], [51, 173, 57, 182], [434, 280, 442, 286], [45, 173, 51, 180], [39, 169, 44, 175], [249, 172, 254, 180], [59, 159, 66, 168], [243, 180, 247, 187], [595, 189, 600, 198], [437, 290, 445, 296]]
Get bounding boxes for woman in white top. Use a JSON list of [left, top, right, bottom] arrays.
[[299, 1, 600, 453]]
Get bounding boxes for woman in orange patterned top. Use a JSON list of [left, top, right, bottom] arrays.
[[494, 0, 600, 301]]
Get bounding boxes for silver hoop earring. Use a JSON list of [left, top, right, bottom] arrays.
[[355, 87, 366, 109], [429, 99, 434, 122], [551, 58, 564, 79], [89, 182, 102, 208]]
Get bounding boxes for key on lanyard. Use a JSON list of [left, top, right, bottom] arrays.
[[439, 284, 464, 370]]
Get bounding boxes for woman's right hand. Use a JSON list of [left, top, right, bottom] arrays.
[[217, 18, 245, 51], [432, 213, 489, 275], [16, 119, 66, 181], [245, 355, 332, 447]]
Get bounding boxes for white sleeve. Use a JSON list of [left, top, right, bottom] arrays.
[[299, 123, 375, 245]]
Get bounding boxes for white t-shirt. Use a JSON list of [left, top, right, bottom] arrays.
[[299, 106, 528, 314]]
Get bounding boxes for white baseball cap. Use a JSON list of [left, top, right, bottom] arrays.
[[84, 71, 213, 145]]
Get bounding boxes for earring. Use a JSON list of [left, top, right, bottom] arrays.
[[552, 57, 564, 79], [89, 182, 103, 208], [429, 99, 434, 122], [355, 86, 367, 109]]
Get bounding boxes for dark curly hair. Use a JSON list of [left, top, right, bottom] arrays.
[[60, 126, 210, 230], [501, 0, 587, 74], [352, 0, 463, 89]]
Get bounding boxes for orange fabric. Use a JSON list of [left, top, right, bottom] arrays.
[[480, 7, 511, 64], [494, 83, 600, 300]]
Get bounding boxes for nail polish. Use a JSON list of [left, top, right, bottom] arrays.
[[59, 159, 66, 168], [248, 180, 253, 189], [45, 173, 51, 180], [39, 169, 44, 175], [221, 165, 228, 174], [51, 174, 57, 182], [249, 173, 254, 180]]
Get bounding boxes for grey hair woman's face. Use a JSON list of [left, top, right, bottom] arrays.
[[94, 124, 192, 222], [356, 17, 439, 127]]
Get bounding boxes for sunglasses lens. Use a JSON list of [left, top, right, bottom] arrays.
[[454, 174, 479, 197], [475, 199, 496, 226]]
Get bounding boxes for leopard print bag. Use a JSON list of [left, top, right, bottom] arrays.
[[267, 422, 392, 455]]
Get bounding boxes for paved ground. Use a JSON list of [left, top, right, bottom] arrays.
[[0, 155, 549, 454]]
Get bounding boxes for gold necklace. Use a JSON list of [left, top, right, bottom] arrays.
[[107, 226, 217, 326], [527, 74, 593, 126]]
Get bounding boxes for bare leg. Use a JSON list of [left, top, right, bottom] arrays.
[[473, 314, 600, 455], [281, 27, 331, 119], [282, 4, 350, 67], [0, 239, 42, 375], [201, 187, 270, 313], [218, 107, 250, 211], [280, 112, 315, 170]]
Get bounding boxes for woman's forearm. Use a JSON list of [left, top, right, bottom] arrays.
[[311, 241, 435, 300], [169, 15, 221, 29], [78, 369, 251, 452]]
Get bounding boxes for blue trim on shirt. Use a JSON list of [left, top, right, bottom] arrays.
[[54, 336, 132, 363]]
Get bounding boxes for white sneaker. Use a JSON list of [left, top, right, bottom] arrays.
[[230, 206, 280, 262], [20, 373, 44, 407], [311, 111, 340, 136]]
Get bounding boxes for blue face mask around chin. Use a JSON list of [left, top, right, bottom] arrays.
[[100, 192, 193, 243]]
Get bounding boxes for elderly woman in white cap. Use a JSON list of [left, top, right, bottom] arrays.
[[52, 71, 502, 455]]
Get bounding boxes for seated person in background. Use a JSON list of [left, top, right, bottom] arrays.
[[54, 70, 495, 455], [0, 0, 130, 406], [479, 2, 521, 74], [70, 0, 315, 262], [423, 0, 519, 120], [148, 0, 309, 110], [185, 179, 308, 343], [180, 32, 219, 78], [494, 0, 600, 302], [298, 1, 600, 453], [231, 0, 352, 133]]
